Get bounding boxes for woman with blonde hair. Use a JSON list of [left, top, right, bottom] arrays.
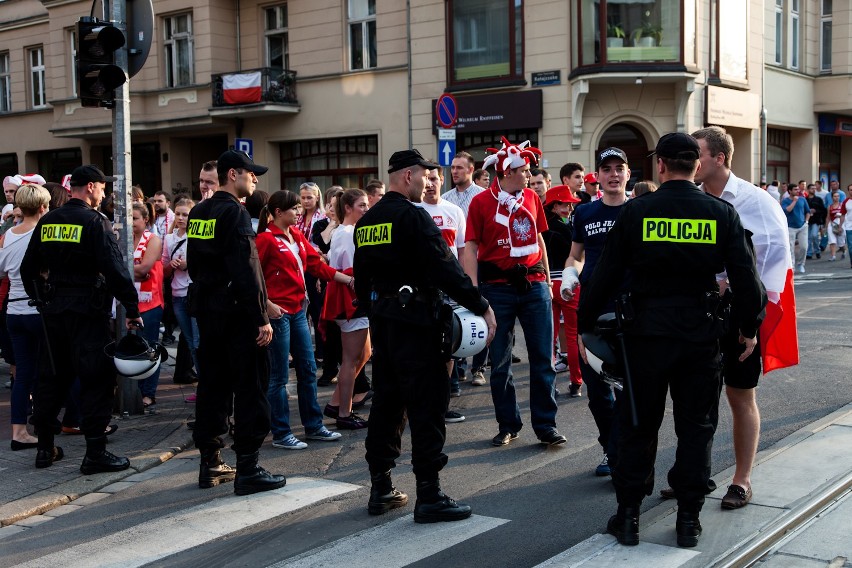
[[0, 184, 51, 449]]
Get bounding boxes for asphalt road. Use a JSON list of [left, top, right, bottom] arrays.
[[2, 277, 850, 568]]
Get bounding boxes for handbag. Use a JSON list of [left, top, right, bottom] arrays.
[[832, 221, 843, 236]]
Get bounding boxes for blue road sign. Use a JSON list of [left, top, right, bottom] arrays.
[[235, 138, 253, 159], [436, 94, 458, 128], [439, 140, 456, 167]]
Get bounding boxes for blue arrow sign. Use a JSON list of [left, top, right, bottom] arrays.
[[439, 140, 456, 167]]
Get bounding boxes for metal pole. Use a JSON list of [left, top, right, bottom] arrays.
[[112, 0, 142, 415]]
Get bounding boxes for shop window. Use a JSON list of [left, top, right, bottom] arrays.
[[265, 5, 289, 70], [348, 0, 376, 71], [820, 0, 832, 73], [818, 134, 840, 186], [0, 153, 18, 180], [448, 0, 523, 86], [36, 148, 82, 183], [767, 128, 790, 184], [28, 46, 46, 108], [0, 52, 10, 113], [164, 13, 193, 87], [578, 0, 682, 68], [280, 135, 378, 191]]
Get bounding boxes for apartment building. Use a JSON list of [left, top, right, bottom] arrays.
[[0, 0, 850, 196]]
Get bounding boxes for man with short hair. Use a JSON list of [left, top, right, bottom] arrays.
[[559, 162, 585, 200], [443, 151, 485, 216], [812, 180, 828, 203], [473, 168, 490, 189], [582, 172, 602, 202], [464, 137, 566, 447], [151, 190, 175, 238], [766, 180, 781, 201], [807, 184, 827, 259], [529, 168, 548, 201], [687, 126, 792, 510], [560, 148, 629, 476], [826, 180, 846, 207], [781, 181, 810, 273], [365, 179, 386, 207], [198, 161, 218, 201]]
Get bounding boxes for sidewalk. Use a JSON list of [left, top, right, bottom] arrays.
[[793, 247, 852, 282], [0, 346, 195, 527], [540, 402, 852, 567]]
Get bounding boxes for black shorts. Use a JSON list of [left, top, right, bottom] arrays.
[[720, 325, 762, 389]]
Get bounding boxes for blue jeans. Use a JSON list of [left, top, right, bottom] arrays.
[[847, 231, 852, 265], [807, 224, 821, 257], [267, 309, 323, 439], [481, 281, 558, 436], [7, 314, 42, 424], [172, 296, 200, 377], [138, 306, 163, 399]]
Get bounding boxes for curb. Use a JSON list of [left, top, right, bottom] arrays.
[[0, 426, 194, 527]]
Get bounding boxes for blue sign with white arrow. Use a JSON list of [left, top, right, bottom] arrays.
[[439, 140, 456, 167]]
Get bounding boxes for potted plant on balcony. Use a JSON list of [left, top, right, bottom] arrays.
[[606, 23, 626, 48], [632, 20, 662, 47]]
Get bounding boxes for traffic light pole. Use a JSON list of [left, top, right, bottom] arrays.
[[111, 0, 142, 416]]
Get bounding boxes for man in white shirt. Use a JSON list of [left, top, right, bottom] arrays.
[[442, 151, 485, 217], [688, 126, 790, 510]]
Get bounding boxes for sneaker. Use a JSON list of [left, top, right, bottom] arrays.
[[798, 264, 806, 273], [323, 404, 339, 419], [450, 388, 461, 398], [595, 453, 611, 476], [305, 426, 342, 441], [554, 361, 568, 373], [471, 370, 487, 386], [317, 374, 338, 387], [569, 383, 582, 398], [829, 256, 836, 262], [272, 434, 307, 450], [336, 413, 368, 430], [445, 410, 465, 423]]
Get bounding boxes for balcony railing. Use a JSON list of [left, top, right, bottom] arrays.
[[211, 67, 297, 107]]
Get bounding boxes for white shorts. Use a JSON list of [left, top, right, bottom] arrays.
[[336, 317, 370, 333], [828, 224, 846, 247]]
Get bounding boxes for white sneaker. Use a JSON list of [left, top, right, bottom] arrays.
[[471, 370, 487, 386], [272, 434, 307, 450], [798, 264, 806, 273], [554, 361, 569, 373]]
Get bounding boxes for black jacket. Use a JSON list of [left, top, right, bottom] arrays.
[[21, 198, 139, 318], [578, 180, 766, 340], [542, 210, 573, 273], [353, 191, 488, 324], [187, 191, 268, 327]]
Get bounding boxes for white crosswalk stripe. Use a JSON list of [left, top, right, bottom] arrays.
[[14, 477, 360, 568], [532, 533, 700, 567], [269, 513, 510, 568]]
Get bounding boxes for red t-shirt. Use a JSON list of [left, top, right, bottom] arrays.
[[466, 186, 548, 280]]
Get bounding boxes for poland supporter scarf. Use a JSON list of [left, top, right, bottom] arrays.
[[492, 182, 538, 257]]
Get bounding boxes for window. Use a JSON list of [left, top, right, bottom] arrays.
[[164, 13, 193, 87], [280, 135, 378, 191], [265, 5, 289, 70], [820, 0, 832, 73], [69, 29, 77, 97], [0, 52, 10, 113], [767, 128, 790, 184], [818, 134, 840, 186], [348, 0, 376, 71], [28, 46, 46, 108], [578, 0, 681, 68], [789, 0, 799, 70], [774, 0, 783, 65], [710, 0, 747, 83], [449, 0, 523, 84]]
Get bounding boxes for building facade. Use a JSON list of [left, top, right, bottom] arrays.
[[0, 0, 850, 195]]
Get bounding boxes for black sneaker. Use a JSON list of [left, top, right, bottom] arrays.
[[414, 492, 472, 523], [445, 410, 465, 423], [539, 430, 567, 446], [492, 431, 518, 446], [569, 383, 582, 398], [336, 413, 368, 430]]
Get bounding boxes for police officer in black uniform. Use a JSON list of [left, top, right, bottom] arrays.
[[187, 150, 285, 495], [577, 133, 766, 548], [22, 165, 143, 472], [353, 149, 496, 523]]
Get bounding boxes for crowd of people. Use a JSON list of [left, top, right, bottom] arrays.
[[0, 125, 817, 538]]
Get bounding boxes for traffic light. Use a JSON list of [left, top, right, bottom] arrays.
[[76, 17, 126, 108]]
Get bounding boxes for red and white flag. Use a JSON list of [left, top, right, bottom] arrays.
[[223, 72, 262, 105], [760, 268, 799, 373]]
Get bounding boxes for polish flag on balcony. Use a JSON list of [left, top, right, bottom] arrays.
[[223, 71, 262, 104]]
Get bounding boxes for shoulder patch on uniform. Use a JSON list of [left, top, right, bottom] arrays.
[[41, 224, 83, 243], [643, 218, 716, 243], [187, 218, 216, 239], [355, 223, 392, 247]]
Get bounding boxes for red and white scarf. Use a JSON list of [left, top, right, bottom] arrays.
[[134, 230, 155, 303], [492, 183, 538, 257]]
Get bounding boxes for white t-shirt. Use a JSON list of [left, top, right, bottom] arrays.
[[417, 199, 466, 259], [0, 227, 38, 315], [328, 224, 356, 270], [162, 231, 192, 297]]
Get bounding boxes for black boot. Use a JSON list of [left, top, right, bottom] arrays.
[[80, 435, 130, 474], [234, 451, 286, 495], [199, 449, 236, 488], [675, 510, 702, 547], [368, 471, 408, 515], [606, 505, 640, 546], [36, 446, 64, 469], [413, 479, 471, 523]]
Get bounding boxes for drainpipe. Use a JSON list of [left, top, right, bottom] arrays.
[[759, 1, 766, 184], [407, 0, 412, 149]]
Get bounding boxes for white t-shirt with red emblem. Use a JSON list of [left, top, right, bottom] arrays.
[[417, 199, 466, 259]]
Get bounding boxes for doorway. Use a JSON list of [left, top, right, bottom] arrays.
[[597, 123, 651, 191]]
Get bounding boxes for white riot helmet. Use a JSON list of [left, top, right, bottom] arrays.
[[105, 331, 167, 380], [451, 306, 488, 358], [580, 313, 624, 391]]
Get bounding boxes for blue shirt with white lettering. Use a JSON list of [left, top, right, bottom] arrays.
[[572, 199, 625, 284]]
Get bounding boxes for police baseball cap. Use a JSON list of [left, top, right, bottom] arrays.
[[651, 132, 700, 161], [217, 150, 269, 176], [596, 147, 628, 170], [388, 149, 440, 173], [69, 165, 116, 186]]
